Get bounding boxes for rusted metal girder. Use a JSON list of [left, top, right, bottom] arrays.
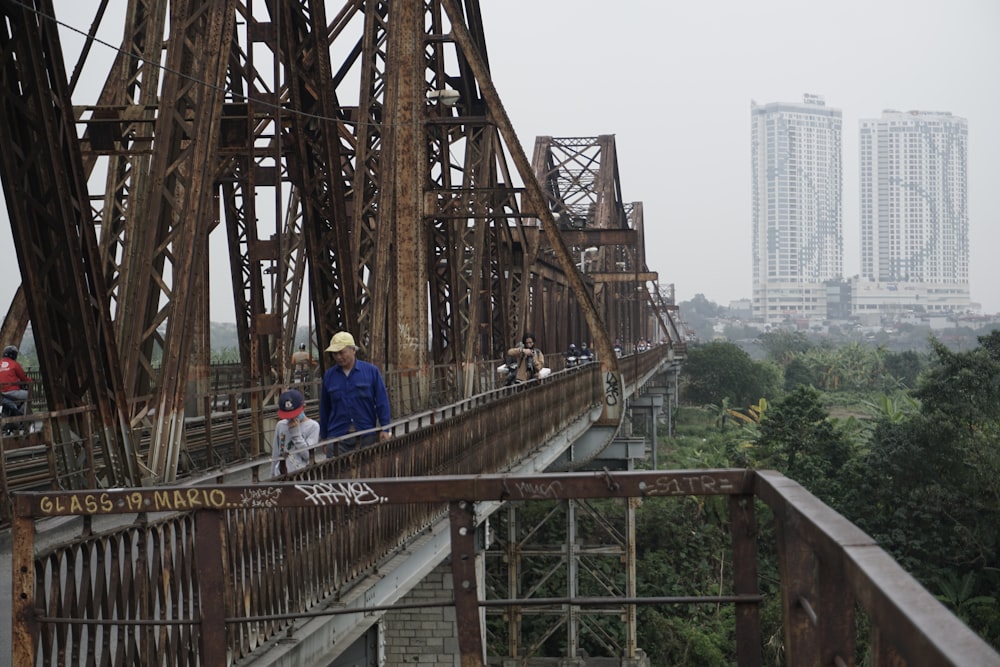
[[2, 0, 632, 485], [439, 0, 622, 423], [276, 1, 361, 359], [0, 0, 138, 486], [530, 135, 657, 354], [122, 0, 236, 482], [587, 271, 660, 283], [558, 229, 639, 246], [377, 0, 427, 370]]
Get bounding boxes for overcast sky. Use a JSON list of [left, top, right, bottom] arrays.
[[1, 0, 997, 321], [482, 0, 1000, 313]]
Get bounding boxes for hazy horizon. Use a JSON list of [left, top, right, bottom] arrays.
[[1, 1, 997, 322], [481, 0, 1000, 313]]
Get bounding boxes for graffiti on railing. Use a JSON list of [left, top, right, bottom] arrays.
[[643, 474, 737, 496], [296, 481, 389, 506], [605, 372, 620, 406], [240, 487, 282, 508], [511, 479, 563, 499], [38, 488, 232, 515]]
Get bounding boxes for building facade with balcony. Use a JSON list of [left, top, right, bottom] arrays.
[[858, 110, 971, 315], [751, 94, 843, 324]]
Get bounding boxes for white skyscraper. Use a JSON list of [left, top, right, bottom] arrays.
[[858, 110, 969, 314], [751, 94, 843, 323]]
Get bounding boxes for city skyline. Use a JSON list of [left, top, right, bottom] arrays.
[[750, 97, 972, 323], [479, 0, 1000, 315]]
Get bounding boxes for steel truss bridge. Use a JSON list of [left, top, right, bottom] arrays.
[[1, 2, 998, 666]]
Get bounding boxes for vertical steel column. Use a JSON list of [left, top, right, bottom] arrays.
[[506, 502, 522, 658], [0, 0, 138, 486], [730, 494, 763, 667], [775, 518, 820, 664], [376, 0, 427, 372], [11, 507, 36, 666], [625, 496, 638, 659], [140, 0, 236, 482], [195, 509, 230, 665], [566, 498, 580, 658], [451, 500, 486, 666]]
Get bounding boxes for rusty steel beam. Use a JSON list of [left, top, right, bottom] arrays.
[[376, 0, 427, 369], [0, 0, 138, 486], [126, 0, 236, 482], [438, 0, 622, 425], [16, 471, 757, 517], [278, 1, 362, 360], [450, 500, 486, 666], [587, 271, 659, 283], [557, 228, 638, 247]]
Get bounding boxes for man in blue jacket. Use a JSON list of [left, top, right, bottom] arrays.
[[319, 331, 392, 457]]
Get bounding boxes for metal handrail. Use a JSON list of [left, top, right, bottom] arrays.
[[12, 469, 999, 666]]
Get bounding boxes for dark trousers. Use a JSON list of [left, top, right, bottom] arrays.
[[326, 431, 378, 458]]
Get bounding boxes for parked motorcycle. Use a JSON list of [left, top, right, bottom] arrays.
[[1, 393, 27, 436]]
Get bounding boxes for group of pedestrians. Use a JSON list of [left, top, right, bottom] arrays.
[[564, 342, 594, 368], [272, 329, 573, 474], [271, 331, 392, 476]]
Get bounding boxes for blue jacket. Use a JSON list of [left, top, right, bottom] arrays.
[[319, 360, 391, 440]]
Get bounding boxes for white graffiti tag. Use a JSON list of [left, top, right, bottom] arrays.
[[513, 480, 563, 499], [295, 481, 389, 506], [647, 475, 735, 496], [240, 487, 282, 508]]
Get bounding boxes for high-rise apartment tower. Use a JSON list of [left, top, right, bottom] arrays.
[[751, 94, 843, 323], [858, 110, 969, 313]]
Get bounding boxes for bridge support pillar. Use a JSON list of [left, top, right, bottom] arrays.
[[382, 555, 479, 666]]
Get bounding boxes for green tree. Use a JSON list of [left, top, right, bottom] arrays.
[[757, 330, 813, 366], [782, 356, 815, 390], [681, 341, 781, 408], [845, 333, 1000, 646], [882, 349, 925, 389], [751, 386, 854, 505]]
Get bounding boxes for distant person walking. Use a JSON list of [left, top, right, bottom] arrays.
[[319, 331, 392, 457], [290, 343, 315, 382]]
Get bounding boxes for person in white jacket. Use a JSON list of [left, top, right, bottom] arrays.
[[271, 389, 320, 476]]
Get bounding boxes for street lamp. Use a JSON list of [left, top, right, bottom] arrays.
[[578, 247, 599, 273]]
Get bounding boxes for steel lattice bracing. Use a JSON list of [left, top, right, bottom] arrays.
[[531, 135, 677, 353], [0, 0, 623, 483], [0, 0, 138, 486]]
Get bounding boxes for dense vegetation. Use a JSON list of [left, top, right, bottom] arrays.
[[638, 329, 1000, 664], [487, 329, 1000, 665]]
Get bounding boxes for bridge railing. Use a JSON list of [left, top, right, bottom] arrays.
[[0, 357, 542, 526], [10, 365, 603, 664], [12, 469, 998, 666]]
